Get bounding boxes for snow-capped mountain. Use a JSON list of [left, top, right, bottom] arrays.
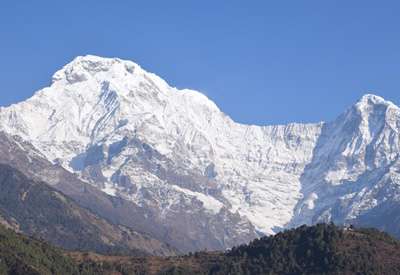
[[1, 55, 400, 250], [290, 95, 400, 228]]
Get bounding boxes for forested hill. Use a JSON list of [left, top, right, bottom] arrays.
[[1, 223, 400, 274], [72, 223, 400, 275], [0, 223, 79, 275], [221, 223, 400, 275]]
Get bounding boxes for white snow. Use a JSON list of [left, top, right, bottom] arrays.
[[1, 55, 400, 236], [172, 185, 223, 214]]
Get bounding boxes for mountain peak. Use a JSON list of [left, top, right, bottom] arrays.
[[47, 55, 220, 114], [68, 54, 140, 71], [343, 93, 399, 124], [358, 93, 390, 105], [354, 94, 398, 111], [51, 55, 142, 84]]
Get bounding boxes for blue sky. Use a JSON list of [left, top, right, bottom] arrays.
[[1, 1, 400, 125]]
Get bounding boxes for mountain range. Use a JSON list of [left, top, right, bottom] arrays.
[[0, 55, 399, 253]]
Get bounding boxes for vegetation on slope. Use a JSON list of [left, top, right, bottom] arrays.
[[0, 224, 80, 275], [1, 222, 400, 274], [219, 223, 400, 275], [71, 223, 400, 275], [0, 163, 176, 256]]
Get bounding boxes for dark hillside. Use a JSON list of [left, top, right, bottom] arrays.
[[0, 163, 176, 256], [71, 223, 400, 275], [0, 224, 80, 275], [1, 222, 399, 274]]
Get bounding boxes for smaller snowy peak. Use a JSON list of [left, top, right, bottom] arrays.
[[178, 88, 221, 113], [355, 94, 398, 109], [341, 94, 400, 126], [359, 93, 386, 103]]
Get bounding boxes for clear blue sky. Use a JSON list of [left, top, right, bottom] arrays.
[[1, 1, 400, 125]]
